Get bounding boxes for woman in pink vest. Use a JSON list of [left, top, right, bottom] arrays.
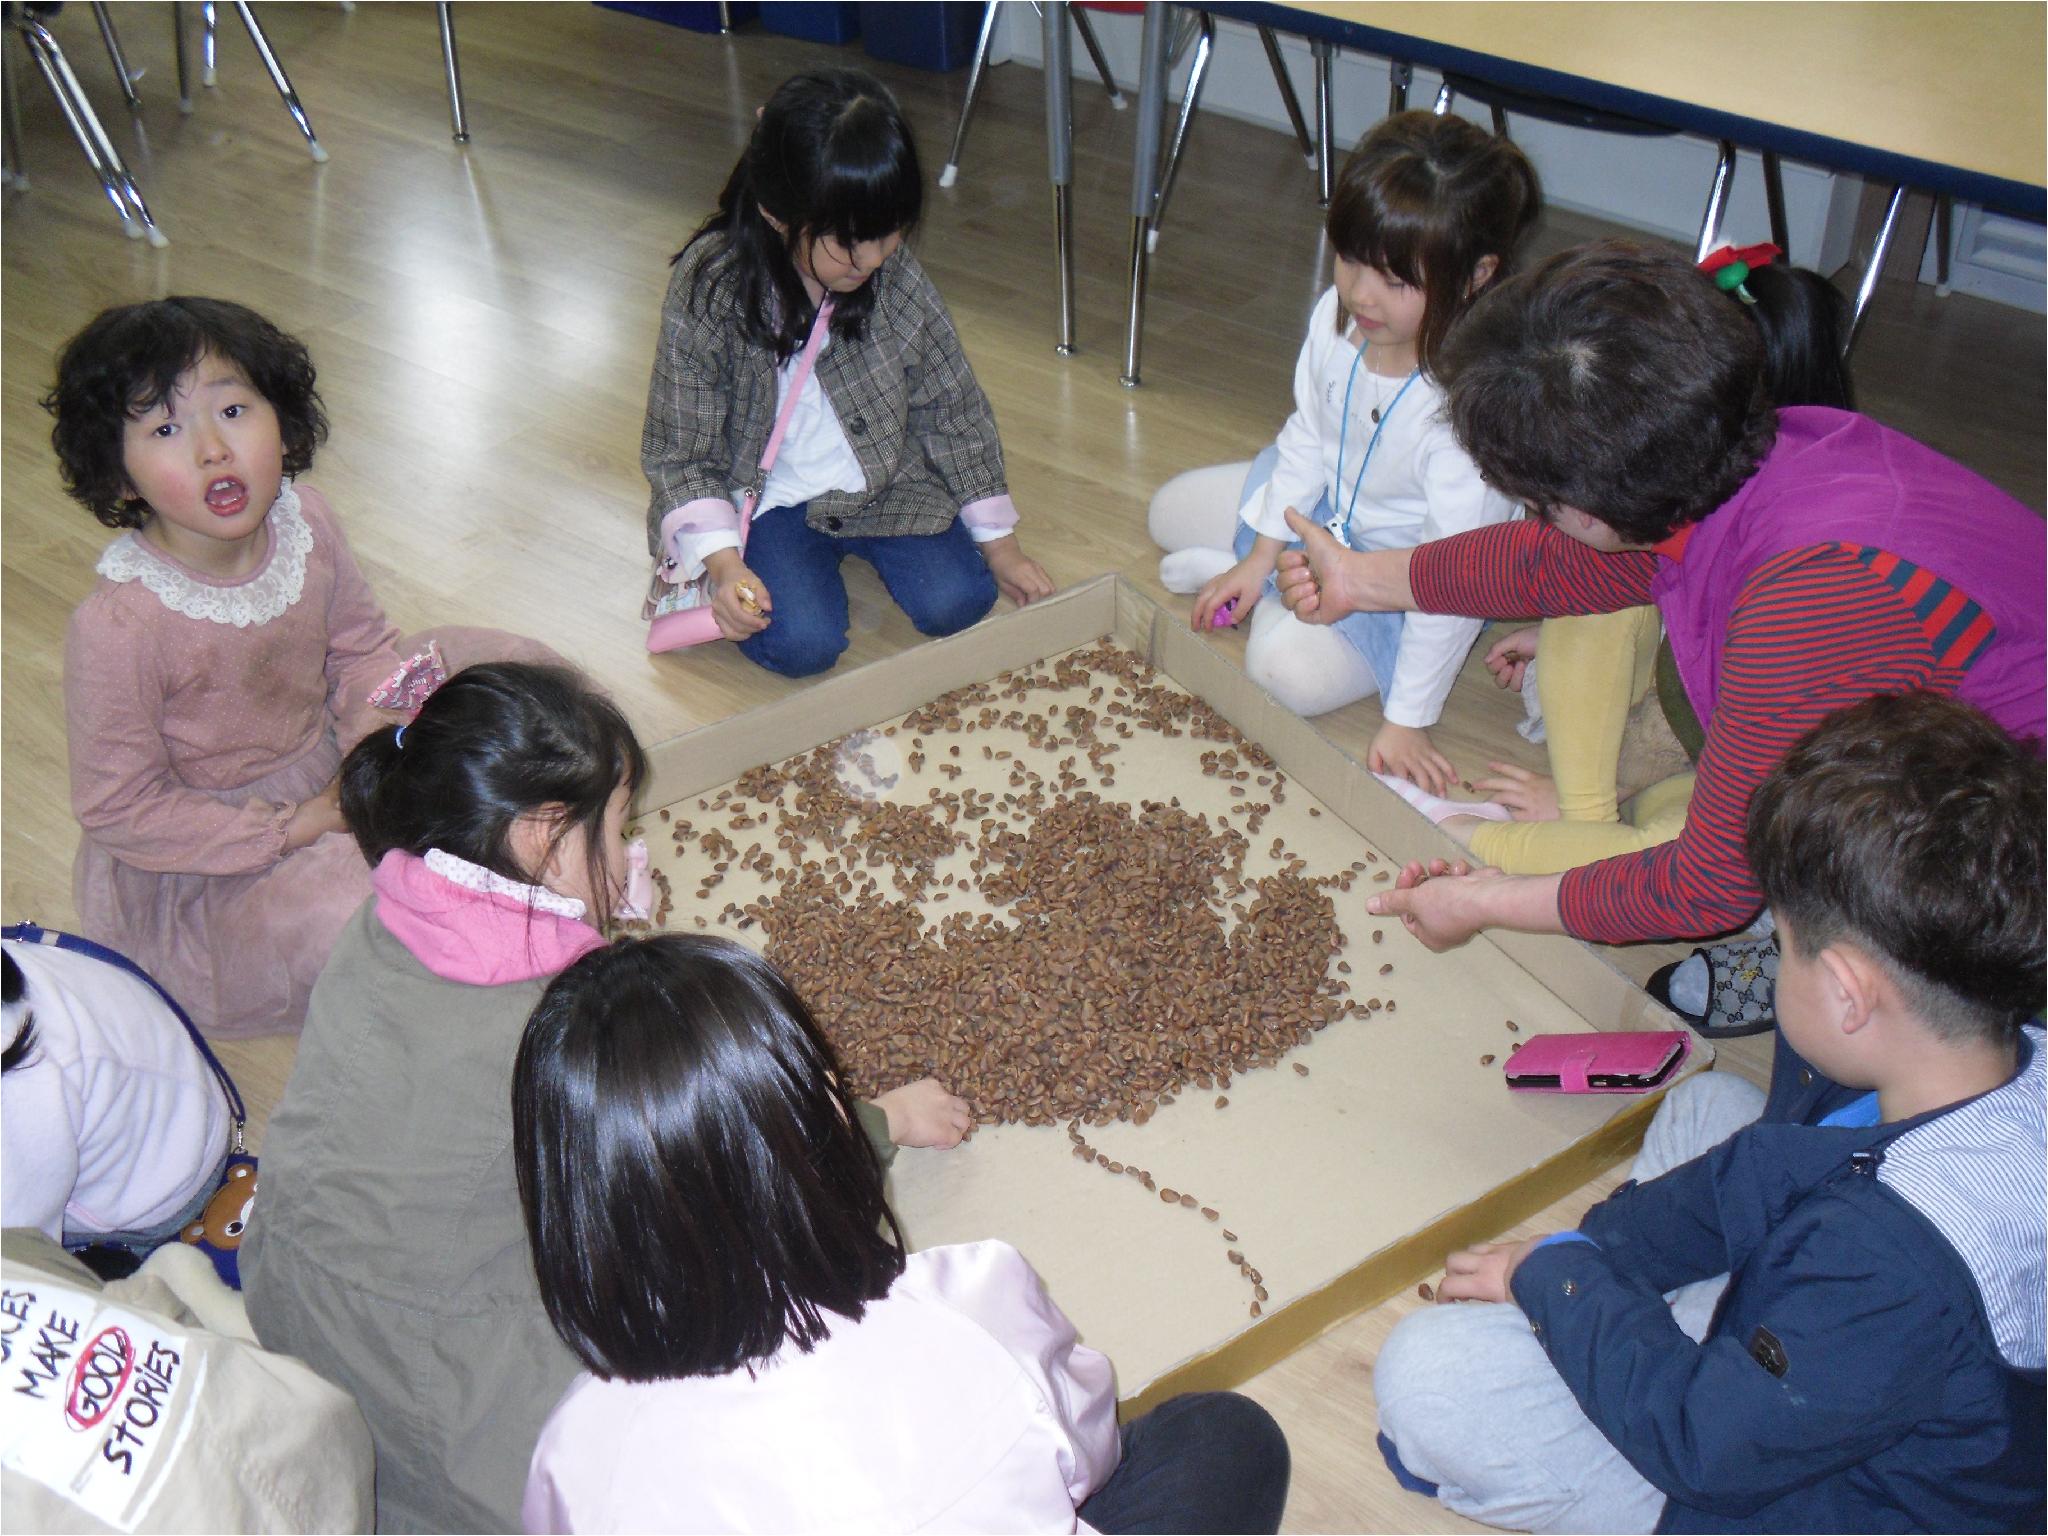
[[1274, 240, 2045, 960]]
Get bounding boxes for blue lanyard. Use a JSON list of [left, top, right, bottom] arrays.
[[1330, 344, 1419, 549]]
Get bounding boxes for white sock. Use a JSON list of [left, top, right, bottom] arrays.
[[1668, 955, 1710, 1016], [1516, 656, 1547, 744], [1159, 546, 1236, 595]]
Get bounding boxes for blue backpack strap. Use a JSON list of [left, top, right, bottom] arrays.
[[3, 920, 247, 1148]]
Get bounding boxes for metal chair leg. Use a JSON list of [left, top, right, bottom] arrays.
[[2, 29, 26, 188], [90, 3, 141, 110], [1933, 193, 1953, 296], [1044, 1, 1076, 356], [436, 2, 468, 143], [171, 1, 194, 111], [1312, 38, 1332, 205], [1761, 151, 1789, 253], [16, 19, 166, 242], [1489, 101, 1509, 138], [1431, 80, 1453, 114], [1257, 24, 1314, 164], [1694, 139, 1737, 261], [201, 0, 216, 86], [1845, 184, 1904, 356], [939, 0, 1000, 188], [1147, 7, 1211, 248], [1068, 5, 1123, 108], [1387, 59, 1410, 115], [231, 2, 327, 161]]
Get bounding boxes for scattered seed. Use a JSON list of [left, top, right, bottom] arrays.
[[1254, 1285, 1269, 1302], [1201, 1207, 1218, 1221], [1379, 963, 1394, 976], [1222, 1230, 1238, 1242], [1161, 1189, 1179, 1203], [1292, 1062, 1309, 1077], [1480, 1054, 1496, 1066], [1418, 1282, 1435, 1302], [1214, 1095, 1228, 1109], [1179, 1194, 1197, 1209], [1505, 1019, 1521, 1033], [1249, 1301, 1262, 1317]]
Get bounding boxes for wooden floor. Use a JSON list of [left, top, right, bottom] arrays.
[[3, 6, 2041, 1530]]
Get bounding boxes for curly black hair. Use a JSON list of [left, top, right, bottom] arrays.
[[1438, 240, 1777, 546], [42, 297, 329, 528]]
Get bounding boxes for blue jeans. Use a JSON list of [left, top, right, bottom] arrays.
[[1077, 1391, 1291, 1534], [1234, 445, 1405, 694], [735, 506, 998, 678]]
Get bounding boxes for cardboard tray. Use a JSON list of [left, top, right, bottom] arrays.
[[639, 575, 1704, 1413]]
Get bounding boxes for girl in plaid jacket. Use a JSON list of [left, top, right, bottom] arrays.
[[642, 69, 1053, 677]]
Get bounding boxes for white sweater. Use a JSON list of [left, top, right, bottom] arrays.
[[1248, 286, 1519, 727], [2, 938, 230, 1240]]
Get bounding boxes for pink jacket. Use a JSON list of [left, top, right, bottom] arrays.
[[522, 1240, 1122, 1534]]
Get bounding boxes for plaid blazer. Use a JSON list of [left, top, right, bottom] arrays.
[[641, 239, 1010, 555]]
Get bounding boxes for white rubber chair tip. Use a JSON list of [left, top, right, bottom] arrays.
[[1110, 92, 1128, 110], [307, 140, 330, 163], [1303, 150, 1318, 167], [202, 69, 216, 86], [121, 216, 143, 238], [145, 226, 169, 247], [178, 96, 195, 113], [938, 163, 958, 188], [1146, 226, 1160, 253]]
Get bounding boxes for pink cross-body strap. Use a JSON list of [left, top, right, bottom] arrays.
[[735, 297, 836, 557]]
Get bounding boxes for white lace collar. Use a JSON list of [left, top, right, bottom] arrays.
[[423, 848, 589, 920], [95, 480, 312, 627]]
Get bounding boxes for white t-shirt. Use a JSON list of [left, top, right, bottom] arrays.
[[1247, 285, 1521, 727], [1, 938, 232, 1241]]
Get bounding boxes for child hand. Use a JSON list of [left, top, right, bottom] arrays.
[[982, 536, 1055, 607], [1438, 1237, 1544, 1304], [1474, 760, 1560, 821], [1191, 554, 1271, 632], [874, 1078, 974, 1149], [705, 550, 771, 640], [1369, 722, 1456, 796], [1484, 626, 1541, 691], [283, 778, 346, 851]]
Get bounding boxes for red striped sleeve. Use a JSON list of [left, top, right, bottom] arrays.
[[1409, 520, 1659, 619], [1558, 544, 1987, 942]]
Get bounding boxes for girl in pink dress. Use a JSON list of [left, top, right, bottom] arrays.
[[46, 296, 550, 1037]]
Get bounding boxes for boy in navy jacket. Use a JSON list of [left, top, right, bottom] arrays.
[[1376, 693, 2045, 1532]]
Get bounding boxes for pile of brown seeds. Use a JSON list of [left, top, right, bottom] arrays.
[[647, 643, 1390, 1128]]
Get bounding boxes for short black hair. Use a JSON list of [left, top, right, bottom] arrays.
[[682, 68, 924, 362], [514, 935, 906, 1380], [1439, 239, 1777, 545], [43, 297, 328, 528], [1748, 693, 2045, 1044], [340, 662, 646, 927], [1, 952, 33, 1075], [1324, 110, 1540, 376]]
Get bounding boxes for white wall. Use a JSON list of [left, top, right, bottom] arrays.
[[993, 5, 2041, 308]]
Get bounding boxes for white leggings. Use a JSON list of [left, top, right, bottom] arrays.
[[1150, 463, 1381, 720]]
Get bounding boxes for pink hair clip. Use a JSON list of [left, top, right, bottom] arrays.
[[368, 640, 449, 719]]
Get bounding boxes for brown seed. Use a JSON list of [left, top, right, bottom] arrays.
[[1292, 1062, 1309, 1077], [1227, 1249, 1245, 1265], [1372, 929, 1384, 944], [1480, 1053, 1496, 1066], [1379, 963, 1394, 976], [1417, 1282, 1435, 1302], [1247, 1268, 1262, 1285], [1254, 1284, 1269, 1302], [1109, 1161, 1124, 1174], [1161, 1188, 1179, 1203], [1385, 1001, 1397, 1013], [1179, 1194, 1197, 1209], [1201, 1207, 1219, 1221], [1505, 1019, 1521, 1033], [1222, 1230, 1238, 1242], [1096, 1152, 1110, 1167], [1249, 1301, 1263, 1318]]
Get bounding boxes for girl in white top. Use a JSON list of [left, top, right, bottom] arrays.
[[1151, 112, 1539, 794], [515, 935, 1290, 1534]]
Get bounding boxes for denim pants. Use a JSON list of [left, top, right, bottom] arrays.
[[736, 505, 997, 678], [1233, 444, 1405, 692], [1076, 1391, 1291, 1534]]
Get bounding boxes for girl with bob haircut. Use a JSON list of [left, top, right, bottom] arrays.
[[1150, 110, 1538, 795], [44, 296, 555, 1037], [516, 934, 1293, 1535], [246, 665, 970, 1534], [643, 68, 1053, 675]]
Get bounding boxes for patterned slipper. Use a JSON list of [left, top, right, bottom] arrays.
[[1648, 934, 1779, 1038]]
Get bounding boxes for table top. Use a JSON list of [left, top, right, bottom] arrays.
[[1220, 2, 2044, 216]]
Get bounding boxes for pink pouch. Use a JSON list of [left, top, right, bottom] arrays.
[[1503, 1030, 1690, 1094]]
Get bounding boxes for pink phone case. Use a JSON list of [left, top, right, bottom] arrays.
[[1503, 1030, 1690, 1094]]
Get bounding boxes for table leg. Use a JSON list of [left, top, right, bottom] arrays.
[[1694, 139, 1736, 261], [437, 2, 469, 143], [1120, 3, 1169, 388], [1313, 39, 1333, 206], [1044, 1, 1076, 357], [1846, 183, 1905, 356]]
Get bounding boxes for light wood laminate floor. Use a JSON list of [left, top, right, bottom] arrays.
[[3, 6, 2040, 1530]]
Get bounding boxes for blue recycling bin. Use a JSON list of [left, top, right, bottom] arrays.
[[757, 2, 861, 44], [858, 2, 981, 72]]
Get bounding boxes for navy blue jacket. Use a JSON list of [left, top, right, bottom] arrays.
[[1514, 1041, 2046, 1533]]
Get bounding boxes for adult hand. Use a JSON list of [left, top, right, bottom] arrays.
[[1474, 761, 1561, 822], [982, 535, 1055, 607], [1275, 509, 1357, 624], [1369, 722, 1457, 797], [1483, 626, 1540, 692], [704, 549, 772, 640], [874, 1077, 974, 1149], [1437, 1237, 1544, 1304], [1366, 857, 1504, 952]]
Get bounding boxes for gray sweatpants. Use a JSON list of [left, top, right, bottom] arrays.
[[1374, 1071, 1768, 1533]]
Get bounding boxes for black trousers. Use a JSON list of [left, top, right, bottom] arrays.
[[1076, 1391, 1291, 1534]]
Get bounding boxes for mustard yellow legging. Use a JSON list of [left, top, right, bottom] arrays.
[[1468, 606, 1696, 875]]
